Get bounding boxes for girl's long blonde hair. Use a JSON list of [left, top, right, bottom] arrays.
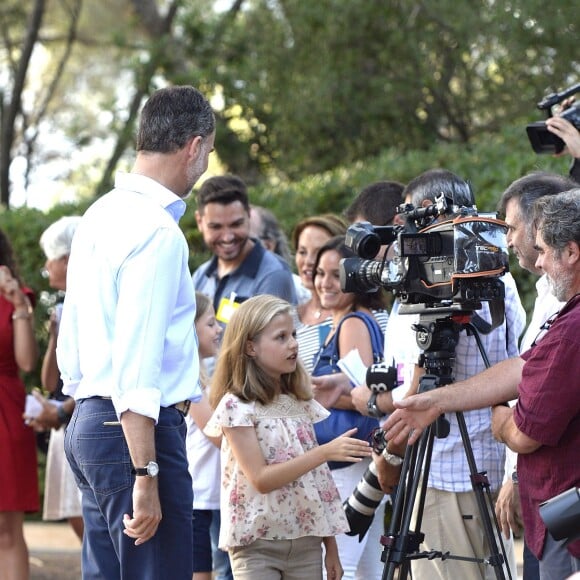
[[209, 295, 312, 408]]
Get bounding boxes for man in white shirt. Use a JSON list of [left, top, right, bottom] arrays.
[[57, 86, 215, 579]]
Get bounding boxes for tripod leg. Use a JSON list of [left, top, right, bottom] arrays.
[[381, 425, 435, 580], [455, 411, 511, 580]]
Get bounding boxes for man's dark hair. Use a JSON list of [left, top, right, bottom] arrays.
[[497, 172, 577, 226], [533, 189, 580, 253], [345, 181, 405, 225], [404, 169, 474, 209], [137, 86, 215, 153], [196, 174, 250, 214]]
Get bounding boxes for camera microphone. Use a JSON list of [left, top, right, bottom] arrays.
[[366, 361, 399, 394]]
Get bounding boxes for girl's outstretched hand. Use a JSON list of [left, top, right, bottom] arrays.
[[323, 428, 372, 463]]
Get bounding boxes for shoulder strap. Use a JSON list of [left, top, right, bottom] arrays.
[[337, 311, 384, 363]]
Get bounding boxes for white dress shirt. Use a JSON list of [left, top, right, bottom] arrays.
[[57, 172, 201, 422], [503, 274, 564, 479]]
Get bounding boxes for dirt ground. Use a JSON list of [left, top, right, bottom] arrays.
[[30, 551, 82, 580]]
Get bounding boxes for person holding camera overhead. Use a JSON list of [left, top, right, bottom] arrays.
[[546, 113, 580, 182]]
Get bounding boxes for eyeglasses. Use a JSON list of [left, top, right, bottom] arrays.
[[530, 310, 560, 348]]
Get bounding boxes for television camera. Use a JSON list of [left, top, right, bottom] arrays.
[[339, 193, 509, 314]]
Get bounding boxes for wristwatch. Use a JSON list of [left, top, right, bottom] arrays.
[[132, 461, 159, 478], [56, 404, 72, 426], [382, 448, 404, 467], [367, 392, 383, 418]]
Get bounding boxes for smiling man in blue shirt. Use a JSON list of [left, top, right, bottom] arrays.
[[192, 175, 297, 326], [57, 85, 215, 580]]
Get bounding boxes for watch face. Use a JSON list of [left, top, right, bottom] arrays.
[[146, 461, 159, 477]]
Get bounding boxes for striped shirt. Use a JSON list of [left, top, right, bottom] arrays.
[[295, 309, 389, 374]]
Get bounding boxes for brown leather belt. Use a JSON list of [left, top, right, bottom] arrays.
[[90, 396, 190, 417], [171, 400, 191, 416]]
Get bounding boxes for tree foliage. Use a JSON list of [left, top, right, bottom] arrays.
[[185, 0, 579, 178], [0, 0, 579, 208]]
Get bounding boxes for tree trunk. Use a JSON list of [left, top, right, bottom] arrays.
[[0, 0, 46, 209]]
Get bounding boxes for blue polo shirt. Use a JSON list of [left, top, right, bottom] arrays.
[[192, 240, 297, 318]]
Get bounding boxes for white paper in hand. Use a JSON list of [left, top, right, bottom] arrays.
[[24, 392, 62, 420], [25, 394, 43, 418], [337, 348, 368, 386]]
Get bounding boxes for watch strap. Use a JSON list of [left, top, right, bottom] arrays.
[[367, 392, 383, 418], [131, 461, 159, 477], [382, 448, 404, 466], [132, 466, 149, 476]]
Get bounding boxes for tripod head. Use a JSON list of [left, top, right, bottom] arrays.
[[410, 308, 480, 439]]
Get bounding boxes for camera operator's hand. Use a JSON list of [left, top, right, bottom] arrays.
[[384, 393, 443, 446], [494, 479, 523, 540], [546, 116, 580, 159]]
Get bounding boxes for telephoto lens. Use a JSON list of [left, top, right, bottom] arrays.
[[343, 458, 387, 541], [343, 429, 390, 540]]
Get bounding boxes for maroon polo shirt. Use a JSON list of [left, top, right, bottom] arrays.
[[514, 293, 580, 559]]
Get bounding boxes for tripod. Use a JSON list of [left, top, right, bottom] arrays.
[[380, 309, 511, 580]]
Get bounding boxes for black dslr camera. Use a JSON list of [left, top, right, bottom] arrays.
[[539, 487, 580, 545], [526, 82, 580, 154]]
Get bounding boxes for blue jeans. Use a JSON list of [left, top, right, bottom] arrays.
[[210, 510, 233, 580], [65, 397, 193, 580], [523, 538, 540, 580], [539, 533, 580, 580]]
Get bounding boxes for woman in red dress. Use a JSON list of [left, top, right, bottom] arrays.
[[0, 229, 39, 579]]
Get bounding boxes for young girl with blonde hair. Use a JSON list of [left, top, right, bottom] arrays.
[[205, 294, 372, 580]]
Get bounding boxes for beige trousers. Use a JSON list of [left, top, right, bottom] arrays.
[[229, 536, 323, 580], [409, 487, 517, 580]]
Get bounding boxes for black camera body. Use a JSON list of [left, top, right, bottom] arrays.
[[526, 82, 580, 154], [340, 196, 509, 312], [539, 487, 580, 545]]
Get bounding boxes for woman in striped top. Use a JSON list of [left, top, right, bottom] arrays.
[[290, 214, 347, 373]]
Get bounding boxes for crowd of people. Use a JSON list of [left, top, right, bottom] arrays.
[[0, 84, 579, 580]]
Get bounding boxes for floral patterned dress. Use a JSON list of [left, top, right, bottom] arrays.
[[205, 393, 349, 550]]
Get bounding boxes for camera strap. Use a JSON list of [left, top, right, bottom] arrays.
[[469, 297, 505, 335]]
